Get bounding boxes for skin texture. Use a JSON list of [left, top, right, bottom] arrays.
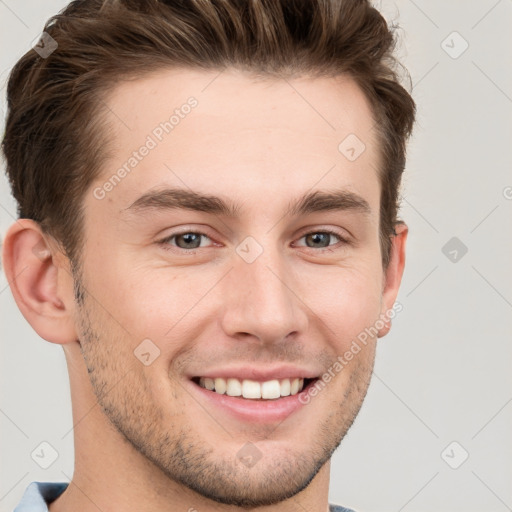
[[2, 68, 407, 512]]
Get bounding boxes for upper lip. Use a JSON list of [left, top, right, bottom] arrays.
[[189, 365, 320, 381]]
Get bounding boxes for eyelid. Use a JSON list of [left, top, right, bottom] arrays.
[[292, 228, 350, 250], [157, 228, 216, 250], [294, 225, 351, 241], [157, 225, 351, 253]]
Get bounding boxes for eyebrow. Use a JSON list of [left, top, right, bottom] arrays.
[[123, 187, 371, 219]]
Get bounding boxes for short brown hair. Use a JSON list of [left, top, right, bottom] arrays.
[[2, 0, 415, 270]]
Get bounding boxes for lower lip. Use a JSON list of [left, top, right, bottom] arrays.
[[188, 380, 314, 424]]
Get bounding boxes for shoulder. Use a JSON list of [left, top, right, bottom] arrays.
[[14, 482, 68, 511]]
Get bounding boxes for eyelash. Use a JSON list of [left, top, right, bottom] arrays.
[[157, 228, 349, 254]]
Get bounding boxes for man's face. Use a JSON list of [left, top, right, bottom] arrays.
[[74, 68, 393, 507]]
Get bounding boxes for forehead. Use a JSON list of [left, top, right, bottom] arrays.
[[93, 68, 381, 217]]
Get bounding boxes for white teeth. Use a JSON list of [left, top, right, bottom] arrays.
[[261, 380, 280, 399], [280, 378, 291, 396], [242, 379, 261, 399], [214, 378, 227, 394], [226, 378, 242, 397], [197, 376, 307, 399]]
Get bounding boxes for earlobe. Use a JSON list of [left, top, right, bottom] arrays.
[[2, 219, 78, 345], [377, 319, 392, 338], [377, 222, 408, 338]]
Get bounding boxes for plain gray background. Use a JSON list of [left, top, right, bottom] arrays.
[[1, 1, 511, 511]]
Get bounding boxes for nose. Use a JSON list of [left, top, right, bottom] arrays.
[[219, 244, 308, 345]]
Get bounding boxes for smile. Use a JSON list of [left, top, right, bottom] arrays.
[[187, 366, 321, 423], [193, 377, 312, 400]]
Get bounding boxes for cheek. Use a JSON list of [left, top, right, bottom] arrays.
[[302, 265, 383, 348], [88, 268, 209, 373], [84, 238, 384, 354], [84, 249, 176, 326]]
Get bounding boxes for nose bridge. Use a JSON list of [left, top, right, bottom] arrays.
[[220, 240, 307, 343]]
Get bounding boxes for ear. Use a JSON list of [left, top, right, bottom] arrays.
[[1, 219, 78, 345], [377, 221, 408, 338]]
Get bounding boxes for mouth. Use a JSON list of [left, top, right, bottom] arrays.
[[191, 376, 318, 400], [186, 366, 323, 423]]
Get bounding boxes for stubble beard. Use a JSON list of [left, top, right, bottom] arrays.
[[73, 273, 375, 508]]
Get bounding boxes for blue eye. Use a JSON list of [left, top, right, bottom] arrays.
[[159, 232, 212, 250], [158, 229, 349, 254]]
